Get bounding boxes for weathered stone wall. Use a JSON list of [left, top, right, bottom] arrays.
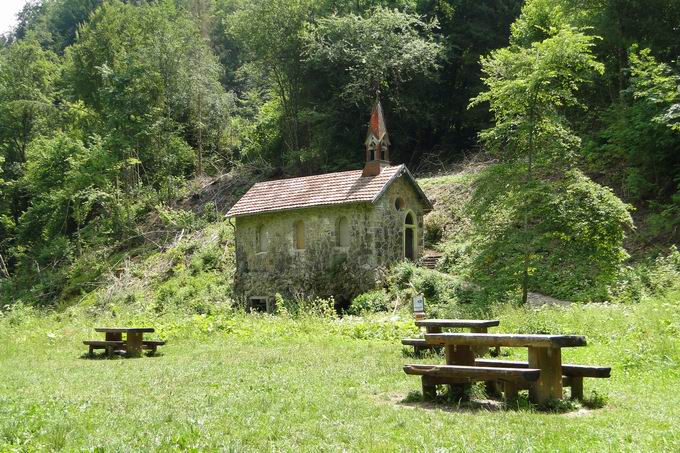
[[233, 174, 427, 305]]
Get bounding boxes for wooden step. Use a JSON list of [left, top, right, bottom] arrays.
[[420, 254, 443, 269]]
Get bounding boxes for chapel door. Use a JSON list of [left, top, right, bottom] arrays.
[[404, 212, 415, 261]]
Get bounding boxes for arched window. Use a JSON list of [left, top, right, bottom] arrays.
[[336, 216, 349, 247], [255, 224, 266, 253], [293, 220, 305, 250], [404, 212, 416, 261], [395, 197, 405, 211]]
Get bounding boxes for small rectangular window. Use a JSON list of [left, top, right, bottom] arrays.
[[293, 220, 305, 250], [248, 297, 270, 313]]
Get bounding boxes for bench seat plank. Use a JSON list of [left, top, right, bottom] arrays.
[[425, 332, 587, 348], [401, 338, 429, 347], [83, 340, 125, 347], [415, 319, 500, 329], [404, 364, 540, 382], [475, 359, 611, 378]]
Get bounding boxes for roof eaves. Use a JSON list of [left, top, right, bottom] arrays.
[[402, 166, 434, 212], [370, 164, 433, 212], [226, 199, 372, 219]]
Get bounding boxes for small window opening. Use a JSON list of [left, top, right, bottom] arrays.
[[395, 197, 405, 211], [369, 148, 375, 161], [405, 212, 414, 225], [336, 216, 349, 247], [248, 297, 270, 313], [256, 225, 266, 252], [293, 220, 305, 250]]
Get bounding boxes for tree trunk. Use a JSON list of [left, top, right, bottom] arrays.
[[522, 99, 536, 305]]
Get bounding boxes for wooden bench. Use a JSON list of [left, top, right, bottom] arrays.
[[404, 364, 540, 400], [475, 359, 611, 399], [83, 340, 125, 356], [83, 339, 166, 357], [143, 340, 166, 354], [401, 338, 431, 350]]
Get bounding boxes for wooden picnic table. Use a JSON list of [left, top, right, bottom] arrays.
[[424, 332, 587, 404], [404, 319, 501, 355], [94, 327, 155, 357], [415, 319, 500, 333]]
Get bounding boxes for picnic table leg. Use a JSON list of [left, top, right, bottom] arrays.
[[415, 326, 442, 356], [445, 344, 475, 399], [528, 347, 563, 405], [105, 332, 122, 342], [105, 332, 122, 356], [470, 327, 490, 356], [504, 382, 519, 401], [126, 332, 143, 358], [469, 327, 502, 397], [422, 376, 437, 400], [569, 377, 584, 400]]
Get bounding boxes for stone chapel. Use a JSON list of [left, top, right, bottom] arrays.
[[227, 100, 432, 310]]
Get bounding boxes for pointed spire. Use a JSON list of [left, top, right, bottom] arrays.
[[363, 92, 391, 177], [364, 94, 390, 152]]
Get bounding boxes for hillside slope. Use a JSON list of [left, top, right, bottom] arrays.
[[3, 158, 679, 312]]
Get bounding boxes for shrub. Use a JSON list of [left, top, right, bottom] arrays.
[[608, 246, 680, 303], [156, 205, 204, 232], [387, 262, 485, 318], [348, 290, 391, 315], [423, 211, 446, 246], [468, 167, 633, 302]]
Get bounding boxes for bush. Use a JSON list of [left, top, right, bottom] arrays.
[[468, 167, 633, 302], [348, 290, 391, 315], [423, 211, 446, 246], [608, 246, 680, 303], [388, 262, 485, 318]]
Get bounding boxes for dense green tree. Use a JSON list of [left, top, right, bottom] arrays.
[[12, 0, 103, 53], [0, 39, 60, 270], [304, 7, 443, 106], [226, 0, 320, 163], [594, 48, 680, 240], [416, 0, 523, 156], [64, 0, 230, 184], [470, 26, 632, 302]]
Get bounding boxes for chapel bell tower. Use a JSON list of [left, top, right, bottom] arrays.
[[363, 96, 391, 177]]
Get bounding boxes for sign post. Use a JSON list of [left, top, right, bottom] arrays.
[[412, 293, 425, 320]]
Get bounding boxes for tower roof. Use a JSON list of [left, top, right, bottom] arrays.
[[365, 98, 390, 149]]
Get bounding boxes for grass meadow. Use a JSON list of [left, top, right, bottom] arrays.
[[1, 290, 680, 451]]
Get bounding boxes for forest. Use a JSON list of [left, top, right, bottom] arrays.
[[1, 0, 679, 307]]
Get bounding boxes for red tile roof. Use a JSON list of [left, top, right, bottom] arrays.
[[227, 164, 431, 217]]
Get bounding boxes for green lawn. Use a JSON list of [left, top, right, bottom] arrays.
[[1, 293, 680, 451]]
